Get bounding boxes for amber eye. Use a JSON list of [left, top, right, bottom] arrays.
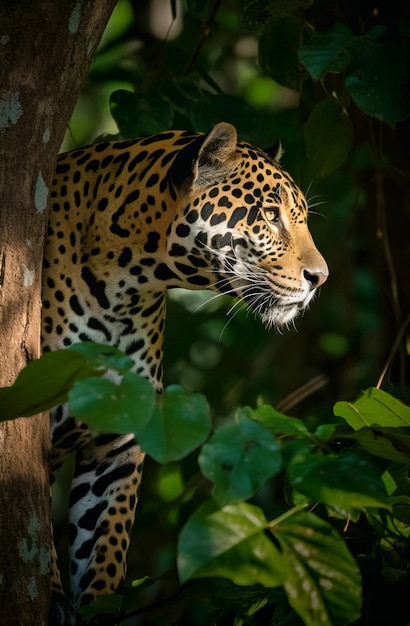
[[264, 207, 280, 223]]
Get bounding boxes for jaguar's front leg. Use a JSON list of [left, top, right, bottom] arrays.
[[68, 433, 145, 609]]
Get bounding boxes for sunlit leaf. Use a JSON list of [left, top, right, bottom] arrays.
[[137, 385, 211, 463], [243, 405, 310, 437], [198, 416, 281, 505], [178, 500, 286, 587], [69, 342, 134, 374], [0, 349, 106, 421], [334, 387, 410, 430], [68, 372, 155, 434], [272, 511, 362, 626]]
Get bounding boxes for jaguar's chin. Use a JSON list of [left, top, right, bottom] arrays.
[[252, 292, 316, 329], [260, 303, 302, 329]]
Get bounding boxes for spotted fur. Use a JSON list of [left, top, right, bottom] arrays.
[[43, 122, 328, 623]]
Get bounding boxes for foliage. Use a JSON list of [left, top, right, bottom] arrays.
[[3, 0, 410, 625], [1, 346, 410, 625]]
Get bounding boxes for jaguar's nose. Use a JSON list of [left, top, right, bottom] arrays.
[[303, 268, 328, 290]]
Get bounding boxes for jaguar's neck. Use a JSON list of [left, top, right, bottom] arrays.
[[107, 289, 166, 390], [42, 276, 166, 392]]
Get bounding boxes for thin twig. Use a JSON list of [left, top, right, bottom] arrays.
[[183, 0, 223, 76], [373, 122, 408, 392], [376, 311, 410, 389], [276, 373, 329, 413]]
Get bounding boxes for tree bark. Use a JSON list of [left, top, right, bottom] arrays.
[[0, 2, 117, 624]]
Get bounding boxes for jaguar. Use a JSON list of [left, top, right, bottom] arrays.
[[43, 121, 328, 623]]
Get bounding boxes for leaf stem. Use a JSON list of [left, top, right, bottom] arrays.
[[267, 504, 307, 529]]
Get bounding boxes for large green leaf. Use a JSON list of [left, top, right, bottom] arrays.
[[198, 416, 281, 506], [243, 405, 310, 437], [110, 88, 173, 138], [0, 348, 109, 421], [345, 38, 410, 126], [334, 387, 410, 430], [304, 96, 353, 177], [298, 23, 357, 80], [69, 342, 134, 373], [109, 89, 141, 137], [189, 94, 256, 141], [349, 427, 410, 465], [177, 500, 286, 587], [258, 17, 301, 91], [288, 450, 390, 511], [68, 372, 155, 434], [0, 342, 137, 422], [272, 512, 362, 626], [137, 385, 211, 463]]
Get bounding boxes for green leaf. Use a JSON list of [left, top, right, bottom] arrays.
[[288, 450, 390, 511], [69, 342, 134, 374], [198, 416, 281, 506], [78, 593, 123, 620], [304, 96, 353, 177], [345, 38, 410, 126], [351, 427, 410, 465], [243, 405, 310, 437], [334, 387, 410, 430], [189, 94, 256, 141], [177, 500, 286, 587], [258, 17, 301, 91], [110, 88, 173, 138], [313, 423, 337, 441], [130, 575, 160, 590], [0, 349, 106, 421], [137, 385, 211, 463], [390, 495, 410, 525], [68, 372, 155, 434], [109, 89, 141, 137], [272, 511, 362, 626], [298, 23, 356, 81]]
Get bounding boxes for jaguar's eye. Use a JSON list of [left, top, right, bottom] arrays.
[[264, 207, 280, 223]]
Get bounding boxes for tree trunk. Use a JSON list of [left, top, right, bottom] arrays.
[[0, 2, 117, 623]]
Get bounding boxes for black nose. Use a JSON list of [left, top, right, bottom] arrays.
[[303, 269, 328, 290]]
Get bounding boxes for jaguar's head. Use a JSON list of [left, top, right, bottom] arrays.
[[167, 122, 328, 328]]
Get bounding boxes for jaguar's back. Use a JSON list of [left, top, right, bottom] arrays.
[[43, 122, 328, 624]]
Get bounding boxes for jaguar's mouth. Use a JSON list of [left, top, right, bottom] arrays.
[[241, 287, 313, 329], [214, 270, 314, 329]]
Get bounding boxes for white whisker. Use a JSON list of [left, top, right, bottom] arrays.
[[219, 300, 248, 341], [308, 210, 327, 219], [304, 180, 315, 199], [189, 231, 313, 331]]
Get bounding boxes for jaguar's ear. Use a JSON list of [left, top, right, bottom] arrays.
[[169, 122, 240, 193], [191, 122, 239, 189], [264, 140, 283, 162]]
